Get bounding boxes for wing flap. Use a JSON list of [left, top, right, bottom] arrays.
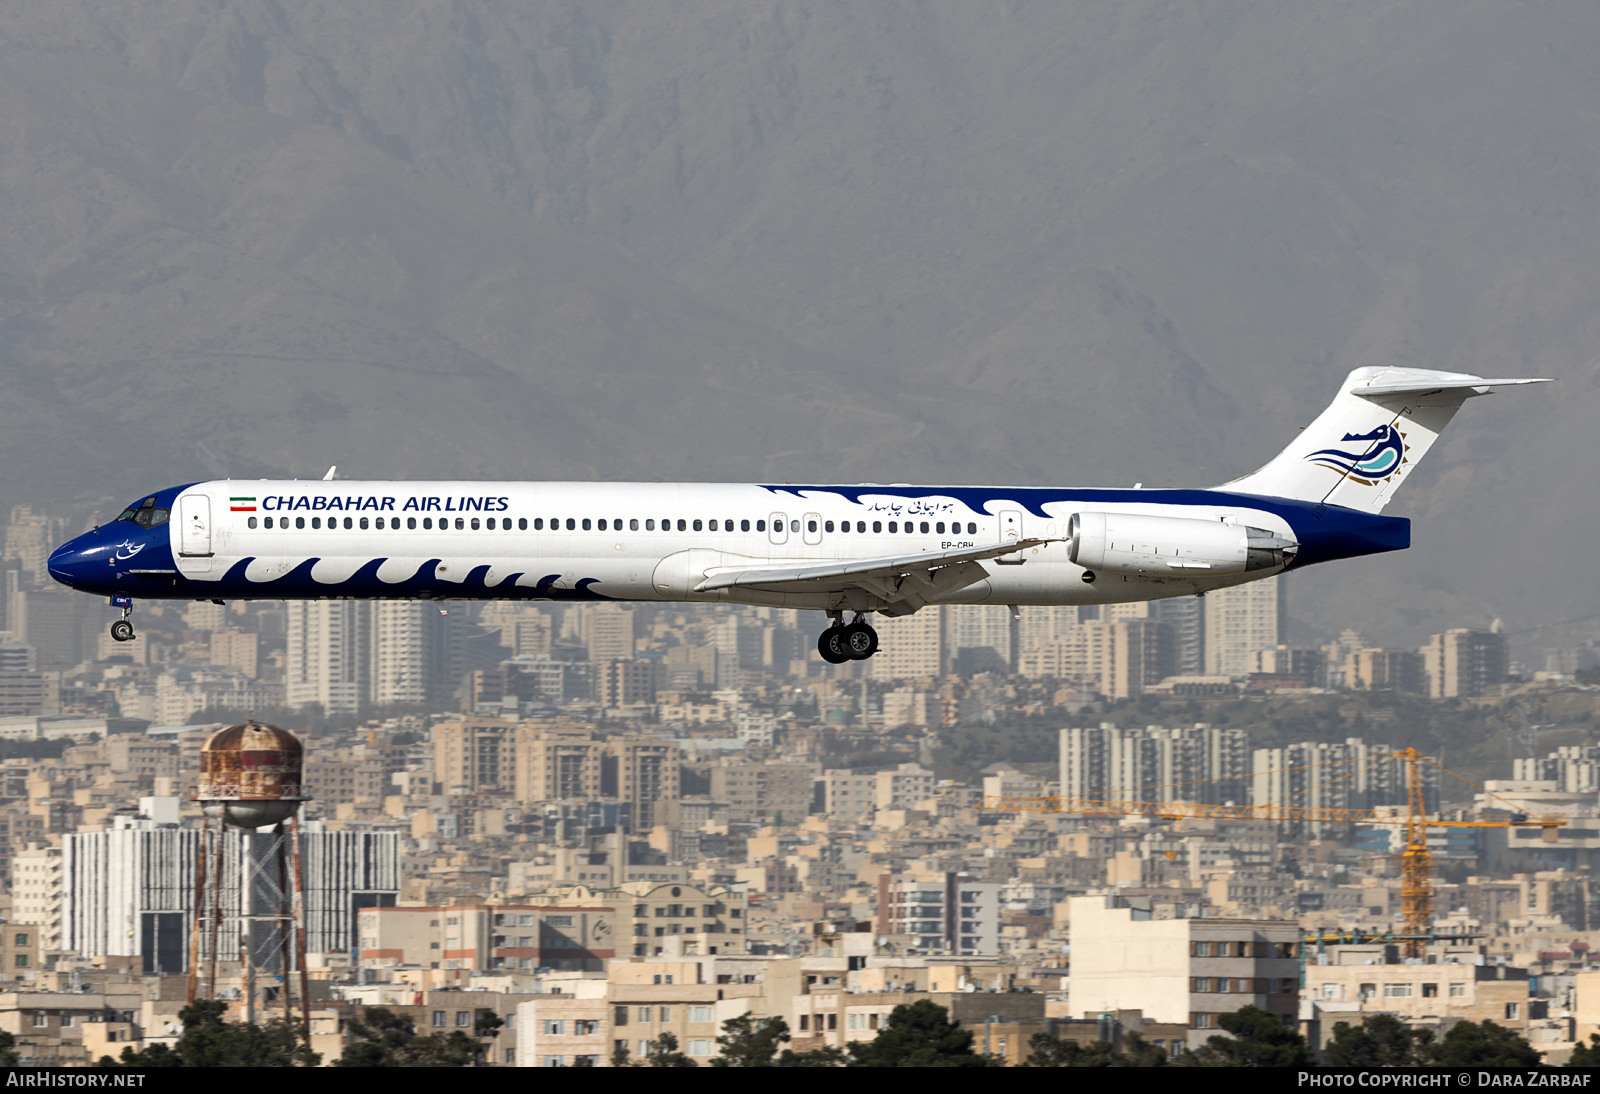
[[694, 538, 1056, 594]]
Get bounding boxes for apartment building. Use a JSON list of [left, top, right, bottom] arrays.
[[1066, 895, 1300, 1046]]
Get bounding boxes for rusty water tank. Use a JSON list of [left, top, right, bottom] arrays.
[[195, 721, 310, 828]]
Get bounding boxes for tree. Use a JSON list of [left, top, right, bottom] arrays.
[[103, 1000, 318, 1068], [1324, 1014, 1432, 1067], [336, 1007, 478, 1067], [1023, 1031, 1163, 1068], [776, 1044, 847, 1067], [1568, 1033, 1600, 1066], [645, 1031, 696, 1067], [847, 1000, 992, 1068], [713, 1014, 790, 1067], [1186, 1006, 1311, 1068], [610, 1042, 634, 1068], [1421, 1020, 1541, 1067], [0, 1031, 18, 1068]]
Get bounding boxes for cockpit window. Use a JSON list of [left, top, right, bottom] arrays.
[[113, 498, 170, 528]]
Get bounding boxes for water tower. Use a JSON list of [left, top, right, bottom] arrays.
[[189, 721, 313, 1032]]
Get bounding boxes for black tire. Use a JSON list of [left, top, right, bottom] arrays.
[[817, 626, 850, 664], [842, 622, 879, 660], [110, 620, 135, 643]]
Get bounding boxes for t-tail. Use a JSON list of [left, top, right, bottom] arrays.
[[1219, 366, 1551, 513]]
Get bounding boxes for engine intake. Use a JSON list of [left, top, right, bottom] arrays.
[[1067, 512, 1296, 576]]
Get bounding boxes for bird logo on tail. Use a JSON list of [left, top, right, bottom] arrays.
[[1304, 424, 1408, 485]]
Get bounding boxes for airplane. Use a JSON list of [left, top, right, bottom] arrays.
[[47, 366, 1547, 664]]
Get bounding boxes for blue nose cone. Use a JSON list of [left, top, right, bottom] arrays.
[[48, 535, 97, 590]]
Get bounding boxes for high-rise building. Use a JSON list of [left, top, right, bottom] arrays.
[[1252, 738, 1430, 838], [4, 507, 63, 588], [1422, 628, 1509, 699], [61, 825, 399, 972], [586, 606, 636, 663], [287, 601, 460, 711], [603, 738, 681, 830], [1059, 723, 1250, 807], [876, 873, 1001, 955], [433, 717, 518, 794], [1152, 597, 1205, 677], [286, 601, 369, 712], [946, 605, 1015, 675], [514, 728, 604, 802], [869, 608, 945, 680], [1345, 648, 1426, 694], [1203, 578, 1284, 676], [597, 659, 661, 709], [12, 589, 97, 669]]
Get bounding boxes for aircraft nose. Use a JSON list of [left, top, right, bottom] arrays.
[[47, 537, 94, 589]]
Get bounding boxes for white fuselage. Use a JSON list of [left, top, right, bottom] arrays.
[[164, 480, 1295, 610]]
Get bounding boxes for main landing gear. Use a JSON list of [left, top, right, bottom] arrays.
[[817, 613, 879, 664], [109, 596, 135, 642]]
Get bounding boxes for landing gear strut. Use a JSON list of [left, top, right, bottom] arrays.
[[109, 596, 136, 643], [817, 612, 879, 664]]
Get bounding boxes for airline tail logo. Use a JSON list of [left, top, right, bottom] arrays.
[[1304, 424, 1408, 485]]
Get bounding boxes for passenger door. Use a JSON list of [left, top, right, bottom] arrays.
[[178, 494, 213, 557]]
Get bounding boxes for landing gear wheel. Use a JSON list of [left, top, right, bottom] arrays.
[[841, 622, 878, 660], [817, 626, 851, 664], [109, 619, 135, 643]]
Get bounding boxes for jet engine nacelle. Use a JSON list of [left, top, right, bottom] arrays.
[[1067, 512, 1297, 576]]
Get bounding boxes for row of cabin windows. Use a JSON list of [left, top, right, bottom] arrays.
[[245, 515, 984, 535]]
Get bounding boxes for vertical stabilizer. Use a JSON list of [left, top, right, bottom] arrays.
[[1219, 367, 1550, 513]]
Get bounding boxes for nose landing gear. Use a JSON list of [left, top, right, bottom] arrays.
[[109, 596, 136, 643], [817, 612, 879, 664]]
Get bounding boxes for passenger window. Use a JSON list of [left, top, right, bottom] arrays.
[[423, 518, 433, 530], [471, 517, 480, 530], [677, 519, 686, 531], [407, 517, 417, 529], [520, 518, 528, 530], [360, 517, 369, 530], [936, 522, 945, 534], [693, 519, 702, 531], [296, 517, 306, 529], [920, 522, 929, 534], [808, 520, 818, 533], [789, 520, 799, 533], [597, 519, 606, 531], [724, 517, 733, 530], [756, 520, 766, 532], [825, 521, 834, 532], [646, 519, 656, 531], [375, 518, 384, 529], [857, 521, 866, 533], [534, 518, 543, 530], [968, 522, 977, 534], [312, 517, 322, 529], [630, 519, 639, 531], [486, 518, 495, 529], [741, 520, 750, 532], [582, 518, 591, 531], [873, 521, 882, 533], [247, 516, 257, 529], [887, 521, 897, 533], [566, 519, 575, 531], [264, 517, 273, 529], [708, 519, 717, 531]]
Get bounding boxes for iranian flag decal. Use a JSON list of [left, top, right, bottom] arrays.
[[230, 497, 257, 512]]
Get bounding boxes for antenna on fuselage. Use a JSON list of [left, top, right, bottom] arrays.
[[322, 465, 337, 481]]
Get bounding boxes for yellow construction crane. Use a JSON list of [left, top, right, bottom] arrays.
[[983, 748, 1565, 954]]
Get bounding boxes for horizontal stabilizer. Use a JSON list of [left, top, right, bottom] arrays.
[[1220, 367, 1552, 514], [1352, 377, 1551, 399]]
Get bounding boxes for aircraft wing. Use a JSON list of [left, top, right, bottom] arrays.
[[695, 539, 1055, 609]]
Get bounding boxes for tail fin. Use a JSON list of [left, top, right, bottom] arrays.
[[1220, 367, 1550, 513]]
